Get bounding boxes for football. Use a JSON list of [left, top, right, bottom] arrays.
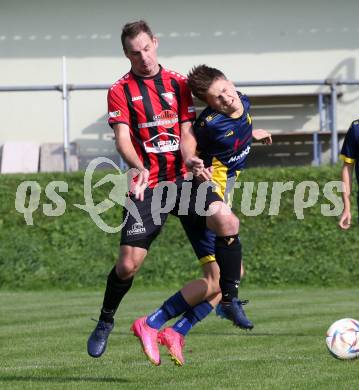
[[326, 318, 359, 360]]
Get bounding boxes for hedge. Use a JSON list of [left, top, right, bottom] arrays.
[[0, 164, 357, 289]]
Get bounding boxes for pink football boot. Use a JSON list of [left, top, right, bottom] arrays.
[[158, 327, 185, 366], [131, 316, 161, 366]]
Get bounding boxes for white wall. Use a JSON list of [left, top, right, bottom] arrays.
[[1, 0, 358, 166]]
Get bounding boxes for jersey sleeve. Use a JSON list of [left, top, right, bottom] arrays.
[[340, 122, 359, 163], [107, 84, 130, 127], [178, 79, 196, 123]]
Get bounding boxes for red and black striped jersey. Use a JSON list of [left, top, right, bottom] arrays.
[[108, 66, 196, 187]]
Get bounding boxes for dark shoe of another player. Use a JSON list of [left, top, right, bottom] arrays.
[[87, 319, 114, 358], [216, 298, 254, 330]]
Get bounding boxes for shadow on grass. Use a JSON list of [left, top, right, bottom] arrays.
[[0, 376, 129, 384]]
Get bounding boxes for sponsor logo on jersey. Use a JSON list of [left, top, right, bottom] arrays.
[[152, 110, 178, 129], [127, 222, 146, 236], [131, 95, 143, 101], [228, 145, 251, 163], [233, 133, 252, 152], [138, 110, 178, 129], [225, 130, 234, 137], [161, 92, 175, 105], [144, 133, 180, 153], [108, 110, 121, 118], [205, 112, 219, 122]]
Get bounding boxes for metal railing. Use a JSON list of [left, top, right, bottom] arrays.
[[1, 59, 358, 170]]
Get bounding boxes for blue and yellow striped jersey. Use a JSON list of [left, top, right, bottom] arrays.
[[193, 94, 253, 201], [340, 120, 359, 183]]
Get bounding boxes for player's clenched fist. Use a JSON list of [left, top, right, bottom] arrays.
[[185, 156, 204, 176]]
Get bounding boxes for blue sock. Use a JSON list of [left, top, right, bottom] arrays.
[[146, 291, 191, 330], [173, 301, 213, 336]]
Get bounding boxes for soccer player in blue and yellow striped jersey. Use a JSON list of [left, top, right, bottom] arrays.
[[184, 64, 271, 328], [131, 65, 271, 367], [194, 88, 253, 204], [339, 119, 359, 229], [187, 65, 271, 204]]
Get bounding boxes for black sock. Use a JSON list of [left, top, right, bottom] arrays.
[[99, 266, 133, 323], [215, 235, 242, 302]]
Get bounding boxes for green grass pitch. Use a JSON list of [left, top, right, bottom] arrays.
[[1, 287, 358, 389]]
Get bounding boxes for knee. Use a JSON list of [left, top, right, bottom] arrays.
[[208, 213, 239, 236], [227, 214, 239, 234], [218, 214, 239, 236], [116, 256, 139, 279]]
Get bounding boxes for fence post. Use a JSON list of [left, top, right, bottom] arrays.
[[62, 56, 70, 172], [329, 80, 338, 164]]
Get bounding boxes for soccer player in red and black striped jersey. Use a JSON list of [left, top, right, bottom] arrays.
[[108, 58, 195, 187], [87, 20, 223, 365], [87, 21, 254, 366]]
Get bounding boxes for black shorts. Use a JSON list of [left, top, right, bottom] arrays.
[[120, 177, 221, 264]]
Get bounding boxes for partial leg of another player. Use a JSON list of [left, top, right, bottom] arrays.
[[157, 260, 246, 366], [157, 261, 222, 366], [206, 201, 253, 330], [131, 207, 252, 365], [132, 260, 221, 366]]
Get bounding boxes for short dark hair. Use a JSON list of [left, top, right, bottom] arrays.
[[187, 65, 226, 101], [121, 20, 154, 52]]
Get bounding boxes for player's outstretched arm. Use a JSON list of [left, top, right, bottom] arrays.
[[252, 129, 272, 144], [339, 162, 354, 230]]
